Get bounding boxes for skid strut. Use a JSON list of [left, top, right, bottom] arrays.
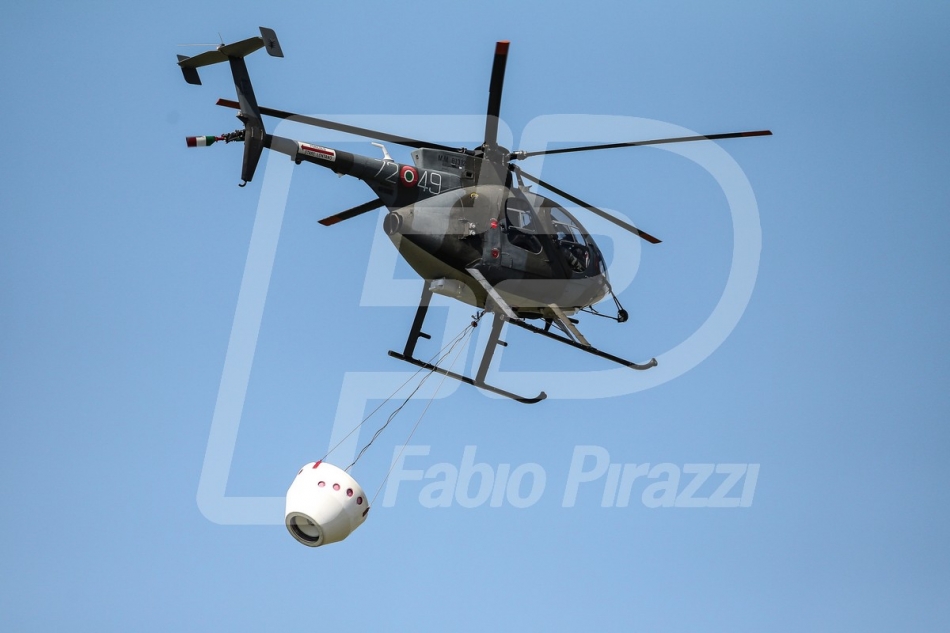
[[387, 283, 547, 404]]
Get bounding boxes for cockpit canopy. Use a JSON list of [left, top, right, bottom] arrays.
[[506, 195, 591, 241], [505, 194, 597, 273]]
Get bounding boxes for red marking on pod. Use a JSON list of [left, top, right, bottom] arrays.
[[400, 165, 418, 187], [312, 461, 322, 469]]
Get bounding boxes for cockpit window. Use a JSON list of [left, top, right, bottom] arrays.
[[553, 221, 583, 243], [506, 197, 535, 231], [549, 206, 591, 272], [505, 197, 543, 254], [550, 207, 585, 243]]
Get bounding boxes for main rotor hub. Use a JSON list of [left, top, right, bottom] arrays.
[[477, 142, 512, 167]]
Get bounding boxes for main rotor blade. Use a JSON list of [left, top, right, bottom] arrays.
[[483, 41, 510, 147], [514, 167, 661, 244], [512, 129, 772, 159], [318, 198, 385, 226], [217, 99, 461, 152]]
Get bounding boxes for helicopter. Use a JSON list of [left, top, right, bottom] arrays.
[[178, 27, 770, 404]]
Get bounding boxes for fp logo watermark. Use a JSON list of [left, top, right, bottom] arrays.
[[196, 114, 762, 524]]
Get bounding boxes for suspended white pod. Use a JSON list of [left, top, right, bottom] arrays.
[[285, 461, 369, 547]]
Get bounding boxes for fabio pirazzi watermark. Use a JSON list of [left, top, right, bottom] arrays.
[[383, 445, 759, 509]]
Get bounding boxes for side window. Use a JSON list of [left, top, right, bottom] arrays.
[[505, 197, 543, 254], [505, 197, 535, 231], [550, 207, 591, 272]]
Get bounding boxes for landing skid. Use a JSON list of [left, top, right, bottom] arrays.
[[387, 282, 657, 404], [386, 351, 547, 404], [508, 318, 658, 370]]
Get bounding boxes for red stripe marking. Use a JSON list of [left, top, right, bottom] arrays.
[[312, 461, 322, 469], [302, 145, 334, 156]]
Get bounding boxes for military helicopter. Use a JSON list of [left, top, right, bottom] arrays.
[[178, 27, 770, 404]]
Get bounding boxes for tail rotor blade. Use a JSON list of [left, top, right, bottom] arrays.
[[514, 167, 661, 244], [483, 41, 510, 147]]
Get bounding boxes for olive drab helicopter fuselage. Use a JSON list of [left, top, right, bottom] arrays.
[[178, 28, 770, 403]]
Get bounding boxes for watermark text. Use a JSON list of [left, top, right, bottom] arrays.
[[382, 445, 759, 509]]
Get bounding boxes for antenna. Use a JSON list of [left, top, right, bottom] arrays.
[[371, 142, 393, 161]]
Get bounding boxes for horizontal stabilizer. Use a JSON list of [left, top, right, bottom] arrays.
[[176, 27, 281, 85], [318, 199, 385, 226], [218, 35, 266, 59], [177, 48, 228, 70]]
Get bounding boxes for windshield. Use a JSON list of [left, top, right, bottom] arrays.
[[549, 206, 586, 244]]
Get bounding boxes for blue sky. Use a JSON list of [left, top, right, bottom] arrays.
[[2, 1, 948, 630]]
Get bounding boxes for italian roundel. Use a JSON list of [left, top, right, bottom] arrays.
[[400, 165, 418, 187]]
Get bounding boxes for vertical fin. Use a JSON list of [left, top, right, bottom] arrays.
[[259, 27, 284, 57]]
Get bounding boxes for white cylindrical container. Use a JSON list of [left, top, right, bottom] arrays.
[[285, 461, 369, 547]]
